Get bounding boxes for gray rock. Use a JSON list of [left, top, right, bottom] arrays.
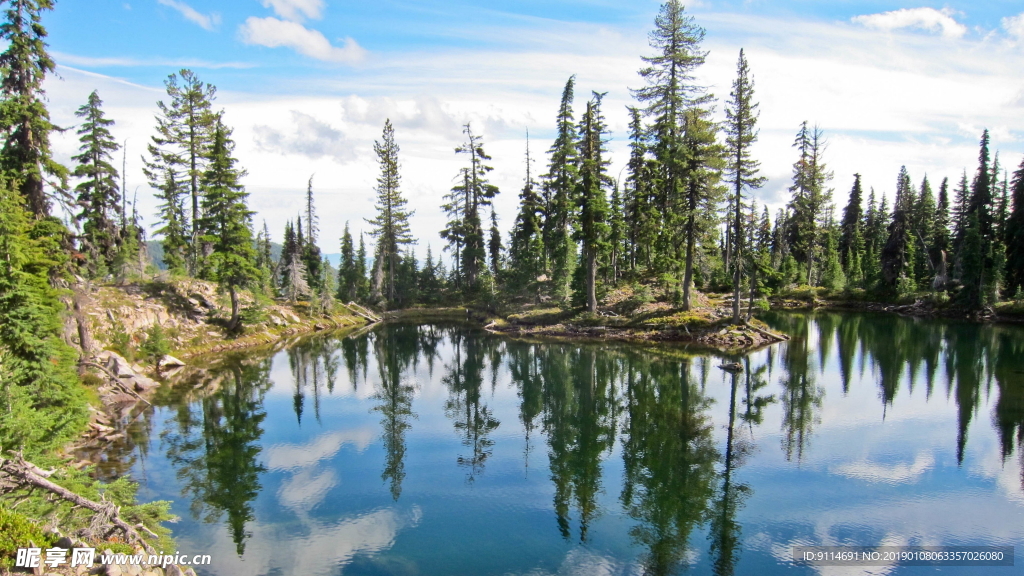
[[105, 564, 123, 576], [160, 355, 185, 368], [164, 565, 183, 576]]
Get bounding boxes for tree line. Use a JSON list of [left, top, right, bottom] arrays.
[[3, 0, 1024, 455]]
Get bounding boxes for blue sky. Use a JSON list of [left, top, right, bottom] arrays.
[[40, 1, 1024, 252]]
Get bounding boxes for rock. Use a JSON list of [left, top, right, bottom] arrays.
[[104, 393, 137, 406], [132, 375, 159, 392], [105, 564, 123, 576], [125, 563, 143, 576], [141, 570, 163, 576], [55, 536, 74, 549], [160, 355, 185, 368], [164, 565, 184, 576]]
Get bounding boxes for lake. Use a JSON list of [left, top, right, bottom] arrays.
[[107, 312, 1024, 575]]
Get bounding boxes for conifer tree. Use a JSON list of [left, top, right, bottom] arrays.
[[913, 176, 936, 282], [509, 137, 545, 294], [152, 166, 188, 275], [1005, 156, 1024, 298], [0, 0, 66, 217], [72, 90, 121, 275], [623, 106, 657, 271], [839, 172, 864, 270], [302, 174, 323, 291], [574, 92, 612, 312], [723, 48, 765, 322], [607, 181, 626, 284], [197, 116, 259, 331], [488, 207, 501, 277], [337, 222, 358, 302], [880, 166, 916, 293], [145, 69, 217, 273], [356, 232, 369, 301], [0, 177, 86, 454], [931, 177, 951, 280], [786, 122, 833, 286], [542, 76, 579, 304], [366, 119, 414, 305]]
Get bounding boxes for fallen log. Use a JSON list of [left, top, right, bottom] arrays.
[[0, 454, 156, 555]]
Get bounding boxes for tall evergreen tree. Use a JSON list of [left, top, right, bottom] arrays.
[[0, 177, 86, 454], [447, 123, 499, 293], [152, 165, 188, 275], [932, 177, 951, 276], [72, 90, 121, 275], [302, 174, 323, 291], [785, 122, 833, 286], [509, 136, 545, 294], [574, 92, 612, 312], [880, 166, 916, 293], [1005, 156, 1024, 298], [542, 77, 579, 303], [0, 0, 66, 218], [145, 69, 217, 273], [367, 119, 414, 305], [197, 116, 259, 331], [723, 48, 765, 322], [337, 221, 359, 302], [623, 106, 657, 272], [488, 207, 501, 277], [913, 175, 936, 282], [838, 174, 864, 284]]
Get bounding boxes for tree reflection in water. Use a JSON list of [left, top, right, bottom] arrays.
[[442, 330, 500, 483]]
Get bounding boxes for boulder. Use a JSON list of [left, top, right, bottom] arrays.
[[160, 355, 185, 368]]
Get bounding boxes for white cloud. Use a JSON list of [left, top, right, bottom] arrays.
[[1003, 12, 1024, 41], [238, 16, 366, 63], [156, 0, 220, 31], [254, 110, 357, 163], [261, 0, 324, 22], [852, 7, 966, 39], [53, 51, 253, 69]]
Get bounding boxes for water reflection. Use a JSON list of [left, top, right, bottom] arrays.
[[105, 313, 1024, 575], [160, 357, 271, 555]]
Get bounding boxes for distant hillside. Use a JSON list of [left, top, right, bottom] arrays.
[[146, 240, 284, 270]]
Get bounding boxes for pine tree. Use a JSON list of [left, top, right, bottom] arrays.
[[145, 69, 217, 274], [607, 180, 626, 285], [337, 221, 358, 302], [723, 48, 766, 322], [508, 136, 545, 295], [0, 177, 86, 455], [786, 122, 833, 286], [366, 119, 414, 305], [932, 177, 951, 271], [574, 92, 612, 312], [152, 165, 188, 275], [958, 130, 998, 308], [0, 0, 66, 218], [457, 123, 499, 291], [197, 116, 259, 331], [838, 174, 863, 274], [542, 76, 579, 304], [880, 166, 915, 293], [356, 232, 369, 301], [913, 175, 936, 282], [623, 106, 657, 272], [72, 90, 121, 276], [1005, 156, 1024, 298], [302, 174, 323, 291]]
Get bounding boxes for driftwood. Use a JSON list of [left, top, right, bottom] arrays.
[[743, 319, 790, 342], [0, 454, 156, 555]]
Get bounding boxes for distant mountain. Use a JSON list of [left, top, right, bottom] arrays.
[[146, 240, 284, 270]]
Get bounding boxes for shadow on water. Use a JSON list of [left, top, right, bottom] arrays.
[[93, 312, 1024, 574]]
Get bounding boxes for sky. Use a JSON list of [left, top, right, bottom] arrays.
[[39, 0, 1024, 255]]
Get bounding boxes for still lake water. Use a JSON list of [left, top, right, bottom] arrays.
[[109, 312, 1024, 575]]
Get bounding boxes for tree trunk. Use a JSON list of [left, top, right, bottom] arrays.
[[682, 213, 696, 311], [228, 285, 240, 331], [586, 246, 597, 312]]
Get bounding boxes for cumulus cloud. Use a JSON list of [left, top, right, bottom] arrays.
[[238, 16, 365, 63], [1003, 12, 1024, 41], [851, 7, 966, 39], [156, 0, 219, 31], [254, 110, 357, 163], [261, 0, 324, 22]]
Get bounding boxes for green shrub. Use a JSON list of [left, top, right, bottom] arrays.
[[0, 508, 56, 568], [139, 324, 170, 367]]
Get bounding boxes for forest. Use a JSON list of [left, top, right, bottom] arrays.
[[2, 0, 1024, 461]]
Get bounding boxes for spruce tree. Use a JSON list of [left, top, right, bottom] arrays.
[[913, 176, 936, 282], [302, 174, 323, 291], [1005, 156, 1024, 298], [574, 92, 612, 312], [0, 0, 66, 218], [0, 177, 86, 455], [542, 76, 579, 304], [152, 165, 188, 275], [508, 137, 545, 295], [72, 90, 121, 276], [839, 172, 864, 270], [445, 123, 499, 293], [880, 167, 915, 293], [197, 116, 259, 331], [623, 106, 657, 272], [723, 48, 766, 322], [145, 69, 217, 274], [488, 207, 501, 277], [366, 119, 414, 305], [785, 122, 833, 286], [337, 221, 358, 302]]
